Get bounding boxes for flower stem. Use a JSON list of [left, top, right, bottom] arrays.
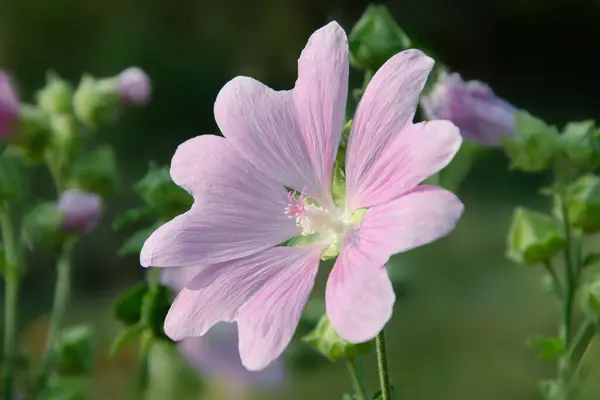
[[346, 358, 368, 400], [2, 204, 21, 400], [37, 239, 76, 391], [376, 329, 392, 400]]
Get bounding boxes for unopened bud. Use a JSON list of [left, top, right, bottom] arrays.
[[58, 189, 103, 232], [0, 71, 20, 140], [117, 67, 151, 105]]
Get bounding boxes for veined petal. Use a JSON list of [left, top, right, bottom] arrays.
[[358, 185, 463, 256], [292, 21, 349, 203], [140, 135, 298, 268], [346, 50, 434, 208], [160, 266, 204, 293], [346, 120, 461, 209], [236, 247, 321, 370], [163, 246, 321, 341], [326, 230, 395, 343], [214, 22, 349, 204]]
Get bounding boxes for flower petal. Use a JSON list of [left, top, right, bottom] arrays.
[[358, 185, 464, 256], [292, 21, 349, 202], [214, 22, 348, 203], [163, 246, 320, 341], [346, 120, 461, 209], [160, 266, 204, 293], [140, 135, 298, 268], [326, 232, 395, 343], [236, 247, 321, 370], [346, 50, 434, 207]]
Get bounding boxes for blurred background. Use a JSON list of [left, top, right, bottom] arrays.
[[2, 0, 600, 398]]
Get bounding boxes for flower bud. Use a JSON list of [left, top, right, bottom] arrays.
[[73, 74, 120, 129], [302, 314, 372, 361], [507, 207, 566, 265], [421, 71, 516, 146], [567, 174, 600, 234], [58, 189, 102, 232], [579, 277, 600, 320], [502, 111, 561, 172], [117, 67, 151, 105], [0, 71, 20, 140], [348, 5, 412, 71], [36, 72, 74, 115], [68, 145, 119, 197]]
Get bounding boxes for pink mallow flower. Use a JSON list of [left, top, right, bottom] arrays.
[[162, 267, 285, 398], [420, 71, 516, 146], [58, 189, 103, 232], [117, 67, 151, 105], [141, 22, 464, 371], [0, 71, 20, 140]]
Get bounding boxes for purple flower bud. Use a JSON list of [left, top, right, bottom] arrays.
[[0, 71, 20, 140], [58, 189, 103, 232], [117, 67, 151, 105], [160, 268, 286, 393], [178, 323, 286, 392], [421, 71, 516, 146]]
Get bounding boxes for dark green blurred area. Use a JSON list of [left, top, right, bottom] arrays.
[[2, 0, 600, 398]]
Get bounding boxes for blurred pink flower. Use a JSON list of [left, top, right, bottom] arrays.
[[141, 22, 463, 370], [58, 189, 103, 232], [0, 71, 20, 140], [117, 67, 151, 105], [162, 267, 285, 397], [421, 71, 516, 146]]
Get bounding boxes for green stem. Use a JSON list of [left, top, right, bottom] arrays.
[[376, 330, 392, 400], [37, 239, 76, 391], [346, 358, 368, 400], [2, 206, 21, 400]]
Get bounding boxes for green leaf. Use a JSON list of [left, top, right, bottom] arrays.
[[0, 150, 28, 200], [560, 120, 600, 170], [303, 314, 373, 361], [526, 336, 566, 360], [112, 207, 154, 230], [502, 111, 560, 172], [55, 325, 94, 376], [506, 207, 566, 265], [342, 395, 359, 400], [580, 278, 600, 319], [22, 202, 64, 249], [69, 145, 119, 197], [110, 324, 145, 357], [118, 222, 161, 256], [348, 4, 412, 71], [566, 175, 600, 234], [135, 163, 192, 219], [112, 283, 172, 339], [11, 104, 52, 163], [583, 253, 600, 269], [37, 378, 88, 400]]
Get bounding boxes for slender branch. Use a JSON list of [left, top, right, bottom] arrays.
[[1, 205, 21, 400], [376, 330, 392, 400], [346, 358, 368, 400], [37, 239, 76, 391]]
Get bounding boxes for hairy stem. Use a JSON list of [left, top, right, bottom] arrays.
[[376, 329, 392, 400]]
